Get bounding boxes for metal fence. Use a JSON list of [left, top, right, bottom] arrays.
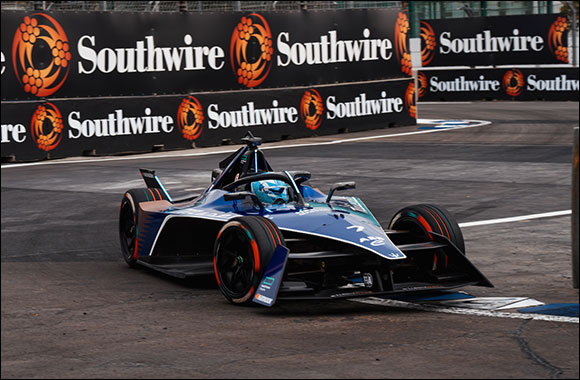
[[0, 1, 402, 12], [0, 1, 569, 15]]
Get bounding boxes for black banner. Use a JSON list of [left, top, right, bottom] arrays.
[[417, 67, 579, 101], [420, 14, 569, 67], [1, 9, 411, 101], [1, 78, 415, 161]]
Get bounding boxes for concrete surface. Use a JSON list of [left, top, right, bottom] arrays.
[[1, 101, 578, 378]]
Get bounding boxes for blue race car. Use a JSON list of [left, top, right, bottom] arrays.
[[119, 133, 492, 306]]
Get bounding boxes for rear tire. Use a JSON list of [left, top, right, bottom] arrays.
[[213, 216, 284, 305], [119, 188, 168, 267]]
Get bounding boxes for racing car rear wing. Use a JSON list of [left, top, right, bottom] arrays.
[[140, 169, 174, 202], [140, 168, 201, 204]]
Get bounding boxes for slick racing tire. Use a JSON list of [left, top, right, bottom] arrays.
[[388, 204, 465, 254], [119, 188, 168, 267], [213, 216, 285, 305]]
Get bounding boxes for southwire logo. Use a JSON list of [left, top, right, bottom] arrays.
[[12, 14, 71, 97], [1, 122, 27, 144], [300, 89, 324, 130], [527, 74, 579, 91], [77, 35, 225, 74], [277, 29, 393, 66], [68, 108, 174, 138], [417, 72, 428, 98], [207, 101, 298, 129], [231, 13, 397, 87], [548, 16, 569, 63], [430, 75, 501, 92], [404, 82, 416, 119], [2, 103, 64, 149], [31, 102, 64, 151], [502, 69, 524, 96], [177, 96, 204, 141], [420, 21, 437, 66], [326, 91, 403, 120], [394, 12, 412, 76], [230, 14, 273, 88], [428, 72, 578, 96], [439, 29, 544, 54]]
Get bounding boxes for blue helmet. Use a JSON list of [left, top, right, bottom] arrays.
[[251, 180, 290, 205]]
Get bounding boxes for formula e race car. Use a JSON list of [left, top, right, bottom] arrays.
[[119, 133, 492, 306]]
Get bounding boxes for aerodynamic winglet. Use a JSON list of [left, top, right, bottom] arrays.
[[253, 245, 289, 307], [139, 168, 174, 202]]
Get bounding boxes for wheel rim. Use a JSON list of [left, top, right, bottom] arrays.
[[120, 200, 136, 261], [216, 227, 255, 298]]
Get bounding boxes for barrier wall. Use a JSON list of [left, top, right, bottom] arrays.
[[416, 13, 577, 102], [1, 8, 416, 161], [418, 67, 579, 101], [1, 9, 412, 100], [420, 13, 569, 67], [1, 78, 415, 161]]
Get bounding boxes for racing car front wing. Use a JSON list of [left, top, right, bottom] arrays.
[[253, 231, 493, 306]]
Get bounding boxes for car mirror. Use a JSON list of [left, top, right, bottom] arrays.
[[326, 182, 356, 203], [289, 171, 311, 185], [211, 168, 223, 182]]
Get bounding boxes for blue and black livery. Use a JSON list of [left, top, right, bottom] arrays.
[[119, 133, 492, 307]]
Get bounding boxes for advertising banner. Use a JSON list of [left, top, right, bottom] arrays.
[[420, 14, 569, 67], [417, 67, 579, 101], [1, 9, 412, 101], [1, 78, 415, 161]]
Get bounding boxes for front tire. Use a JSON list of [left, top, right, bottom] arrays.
[[388, 204, 465, 274], [213, 216, 284, 305], [388, 204, 464, 253]]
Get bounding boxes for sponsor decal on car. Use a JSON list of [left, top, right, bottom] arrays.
[[254, 293, 274, 305]]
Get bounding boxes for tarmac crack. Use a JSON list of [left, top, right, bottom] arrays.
[[510, 320, 564, 379]]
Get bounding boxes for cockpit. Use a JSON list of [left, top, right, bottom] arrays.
[[206, 132, 316, 208], [250, 180, 292, 205]]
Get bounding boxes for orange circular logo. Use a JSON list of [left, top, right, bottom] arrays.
[[12, 14, 71, 97], [404, 82, 416, 119], [417, 72, 428, 99], [502, 69, 525, 97], [177, 96, 204, 141], [300, 89, 324, 131], [31, 102, 63, 151], [395, 12, 412, 76], [420, 21, 436, 67], [548, 16, 569, 63], [230, 13, 273, 88]]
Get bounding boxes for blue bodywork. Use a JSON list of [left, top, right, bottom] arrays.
[[163, 187, 406, 261], [129, 133, 492, 306]]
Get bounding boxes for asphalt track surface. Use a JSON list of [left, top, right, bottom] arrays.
[[1, 101, 579, 379]]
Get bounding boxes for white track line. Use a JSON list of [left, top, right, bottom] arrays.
[[1, 119, 491, 169], [351, 297, 579, 324], [459, 210, 572, 228], [0, 147, 241, 169], [418, 101, 473, 104], [358, 211, 575, 322]]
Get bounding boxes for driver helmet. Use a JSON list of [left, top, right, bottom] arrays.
[[251, 180, 290, 205]]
